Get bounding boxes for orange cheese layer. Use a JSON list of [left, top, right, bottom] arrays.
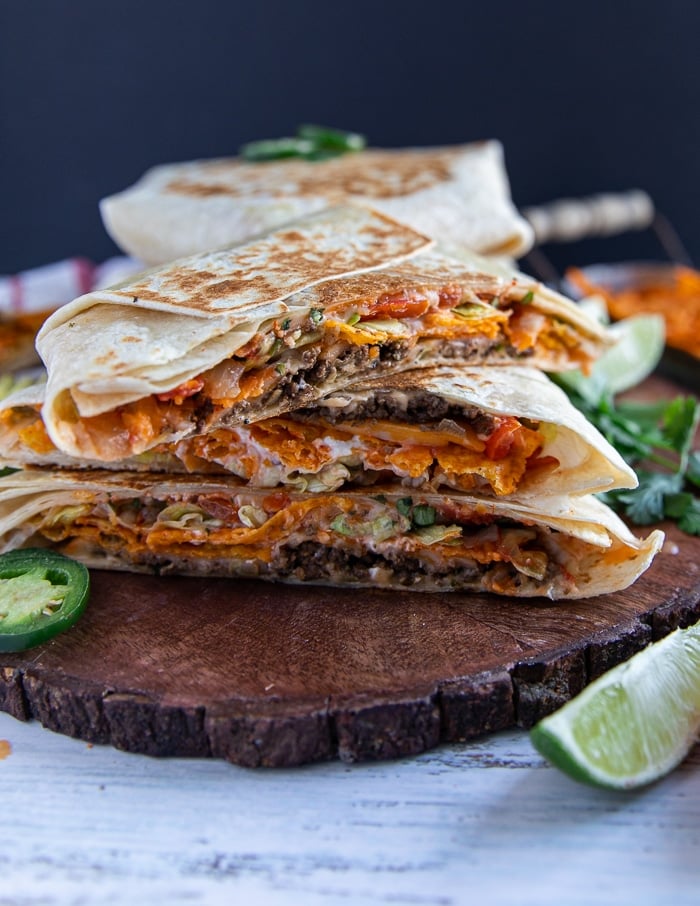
[[9, 402, 551, 496], [38, 494, 553, 572], [181, 415, 547, 495]]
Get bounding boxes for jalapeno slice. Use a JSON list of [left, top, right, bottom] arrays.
[[0, 549, 90, 653]]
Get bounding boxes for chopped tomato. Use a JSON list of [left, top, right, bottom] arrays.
[[197, 494, 241, 522], [262, 491, 292, 513], [367, 290, 431, 320], [484, 418, 522, 460], [438, 284, 464, 308], [155, 379, 204, 404]]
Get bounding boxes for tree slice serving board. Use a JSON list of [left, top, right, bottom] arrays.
[[1, 379, 698, 768]]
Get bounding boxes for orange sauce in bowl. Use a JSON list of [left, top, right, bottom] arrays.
[[567, 265, 700, 359]]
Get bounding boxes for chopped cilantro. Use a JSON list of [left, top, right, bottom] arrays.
[[241, 126, 366, 162], [687, 451, 700, 487], [310, 308, 324, 325], [412, 505, 437, 527], [397, 497, 413, 517], [520, 290, 535, 305], [556, 378, 700, 536], [395, 497, 437, 528]]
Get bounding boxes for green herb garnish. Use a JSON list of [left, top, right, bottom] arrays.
[[241, 125, 367, 162], [296, 124, 366, 152], [555, 382, 700, 535], [397, 497, 413, 517], [310, 308, 324, 325], [520, 290, 535, 305], [412, 505, 437, 527]]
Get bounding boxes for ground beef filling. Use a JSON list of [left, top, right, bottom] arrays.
[[61, 539, 555, 592], [275, 540, 484, 586], [274, 539, 563, 591], [305, 391, 497, 436], [214, 333, 522, 427]]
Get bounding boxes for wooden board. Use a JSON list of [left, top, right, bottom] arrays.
[[1, 376, 698, 768], [1, 521, 698, 768]]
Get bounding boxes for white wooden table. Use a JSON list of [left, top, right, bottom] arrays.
[[2, 711, 699, 905]]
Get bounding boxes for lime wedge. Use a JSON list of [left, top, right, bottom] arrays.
[[530, 622, 700, 789], [556, 313, 666, 404], [603, 314, 666, 393]]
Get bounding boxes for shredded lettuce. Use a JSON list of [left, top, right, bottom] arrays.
[[412, 524, 463, 545], [452, 304, 493, 319], [330, 512, 403, 542], [156, 503, 220, 528], [238, 505, 268, 528], [358, 319, 411, 337], [42, 505, 92, 527]]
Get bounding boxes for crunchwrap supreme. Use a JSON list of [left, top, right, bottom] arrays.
[[36, 206, 609, 462], [0, 366, 636, 499], [100, 140, 533, 265], [0, 469, 663, 599]]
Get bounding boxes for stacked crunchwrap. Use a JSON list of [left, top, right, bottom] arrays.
[[0, 203, 663, 598]]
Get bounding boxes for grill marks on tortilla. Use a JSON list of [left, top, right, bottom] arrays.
[[100, 206, 434, 316], [302, 259, 505, 310], [164, 148, 461, 202]]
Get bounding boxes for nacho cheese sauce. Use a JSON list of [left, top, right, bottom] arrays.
[[2, 480, 635, 597], [53, 279, 598, 461]]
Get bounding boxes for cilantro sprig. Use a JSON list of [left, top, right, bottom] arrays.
[[556, 383, 700, 535], [240, 125, 366, 162]]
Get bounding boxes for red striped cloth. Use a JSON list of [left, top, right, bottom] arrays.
[[0, 257, 142, 316]]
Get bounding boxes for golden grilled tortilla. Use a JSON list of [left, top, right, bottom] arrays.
[[100, 140, 533, 265], [0, 469, 663, 599], [0, 366, 636, 500], [35, 206, 609, 462]]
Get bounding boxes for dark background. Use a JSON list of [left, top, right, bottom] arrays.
[[1, 1, 698, 274]]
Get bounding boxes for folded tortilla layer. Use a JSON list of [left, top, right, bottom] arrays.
[[0, 366, 636, 499], [0, 469, 663, 599], [100, 140, 533, 265], [36, 206, 609, 462]]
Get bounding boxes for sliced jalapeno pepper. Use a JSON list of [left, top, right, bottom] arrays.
[[0, 549, 90, 653]]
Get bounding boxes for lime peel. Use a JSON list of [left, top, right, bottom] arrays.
[[530, 621, 700, 790]]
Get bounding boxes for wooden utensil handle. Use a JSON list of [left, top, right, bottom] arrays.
[[523, 191, 655, 245]]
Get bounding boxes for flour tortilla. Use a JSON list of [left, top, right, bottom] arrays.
[[100, 140, 533, 265], [36, 205, 608, 461], [0, 469, 663, 599], [0, 365, 636, 499]]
